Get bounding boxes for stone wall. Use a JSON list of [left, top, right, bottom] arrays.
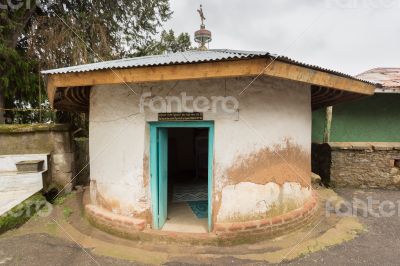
[[0, 124, 75, 190], [313, 142, 400, 189]]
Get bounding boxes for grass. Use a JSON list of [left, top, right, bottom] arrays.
[[53, 192, 73, 205], [53, 195, 66, 205], [0, 193, 47, 234], [63, 207, 73, 219], [0, 124, 69, 133]]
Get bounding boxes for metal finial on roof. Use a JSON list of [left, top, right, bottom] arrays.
[[197, 4, 206, 26], [194, 4, 212, 51]]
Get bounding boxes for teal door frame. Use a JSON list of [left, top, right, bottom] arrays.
[[149, 121, 214, 231], [157, 128, 169, 228]]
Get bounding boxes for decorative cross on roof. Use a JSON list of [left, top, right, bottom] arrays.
[[197, 4, 206, 25]]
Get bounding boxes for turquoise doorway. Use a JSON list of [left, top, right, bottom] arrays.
[[150, 121, 214, 232]]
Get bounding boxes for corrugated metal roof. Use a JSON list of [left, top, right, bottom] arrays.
[[41, 49, 374, 84], [356, 68, 400, 93], [41, 49, 270, 74]]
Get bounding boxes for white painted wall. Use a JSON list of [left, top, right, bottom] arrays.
[[217, 182, 311, 222], [89, 76, 312, 222], [89, 85, 149, 216]]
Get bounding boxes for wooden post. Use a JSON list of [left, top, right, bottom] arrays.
[[323, 106, 333, 143]]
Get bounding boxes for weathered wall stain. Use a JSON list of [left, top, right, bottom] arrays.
[[212, 140, 311, 223], [94, 187, 121, 212], [212, 191, 222, 226], [91, 180, 151, 219], [142, 155, 149, 188], [216, 181, 312, 222], [226, 139, 311, 188]]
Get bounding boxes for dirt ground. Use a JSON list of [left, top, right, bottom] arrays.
[[0, 188, 399, 265]]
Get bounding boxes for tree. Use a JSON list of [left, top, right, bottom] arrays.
[[0, 0, 41, 123], [0, 43, 42, 123], [28, 0, 174, 68], [135, 29, 192, 56], [0, 0, 192, 124]]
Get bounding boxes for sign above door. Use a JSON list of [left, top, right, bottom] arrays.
[[158, 112, 203, 122]]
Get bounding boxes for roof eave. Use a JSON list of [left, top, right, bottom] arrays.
[[43, 57, 376, 112]]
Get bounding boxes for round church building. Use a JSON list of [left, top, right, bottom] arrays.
[[43, 49, 375, 239]]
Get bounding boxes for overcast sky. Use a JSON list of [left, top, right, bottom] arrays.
[[164, 0, 400, 75]]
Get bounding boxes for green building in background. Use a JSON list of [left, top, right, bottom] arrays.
[[313, 68, 400, 143], [312, 68, 400, 188]]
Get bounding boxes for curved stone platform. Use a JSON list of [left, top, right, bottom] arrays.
[[83, 188, 319, 244], [214, 192, 318, 236]]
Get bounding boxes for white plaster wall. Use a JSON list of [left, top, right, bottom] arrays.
[[209, 77, 311, 191], [89, 85, 149, 216], [89, 76, 312, 221], [217, 182, 311, 222]]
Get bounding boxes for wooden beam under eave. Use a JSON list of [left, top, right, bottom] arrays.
[[264, 60, 375, 95], [49, 59, 268, 89], [45, 58, 375, 107], [46, 78, 56, 106]]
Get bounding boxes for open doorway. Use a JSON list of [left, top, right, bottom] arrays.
[[162, 128, 209, 233], [150, 122, 213, 233]]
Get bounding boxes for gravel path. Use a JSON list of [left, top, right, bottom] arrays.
[[282, 188, 400, 265]]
